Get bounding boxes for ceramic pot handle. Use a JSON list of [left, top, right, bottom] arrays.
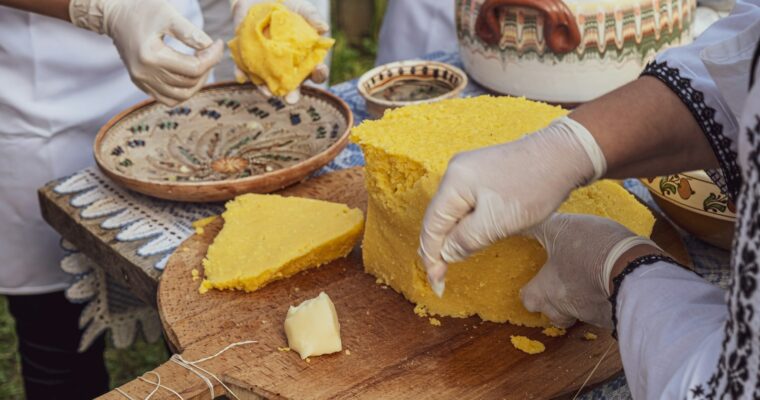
[[475, 0, 581, 54]]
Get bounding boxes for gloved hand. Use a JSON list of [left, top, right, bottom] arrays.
[[231, 0, 330, 104], [418, 116, 607, 296], [69, 0, 224, 106], [520, 213, 661, 328]]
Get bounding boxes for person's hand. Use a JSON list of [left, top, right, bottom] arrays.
[[69, 0, 224, 106], [231, 0, 330, 104], [418, 116, 607, 296], [520, 213, 662, 328]]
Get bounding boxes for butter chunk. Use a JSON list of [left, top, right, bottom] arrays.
[[285, 292, 342, 359], [228, 3, 335, 96], [510, 335, 545, 355], [200, 194, 364, 293]]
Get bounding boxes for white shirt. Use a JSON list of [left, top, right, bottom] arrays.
[[375, 0, 458, 65], [614, 1, 760, 397], [0, 1, 202, 294]]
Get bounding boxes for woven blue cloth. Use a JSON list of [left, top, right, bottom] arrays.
[[55, 50, 732, 398]]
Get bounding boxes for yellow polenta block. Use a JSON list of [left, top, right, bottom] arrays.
[[228, 2, 335, 96], [200, 194, 364, 293], [351, 96, 655, 327]]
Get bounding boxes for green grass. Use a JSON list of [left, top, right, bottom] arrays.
[[0, 297, 23, 400], [329, 31, 378, 85], [0, 7, 380, 397]]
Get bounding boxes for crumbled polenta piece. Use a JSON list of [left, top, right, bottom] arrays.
[[228, 3, 334, 96], [542, 326, 567, 337], [192, 215, 217, 235], [583, 332, 598, 341], [414, 304, 429, 318], [510, 335, 545, 355]]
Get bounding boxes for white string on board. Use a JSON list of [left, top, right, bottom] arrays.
[[115, 387, 137, 400], [572, 341, 615, 400], [139, 371, 183, 400], [113, 340, 258, 400]]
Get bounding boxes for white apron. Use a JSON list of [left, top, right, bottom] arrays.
[[0, 1, 203, 295], [375, 0, 458, 65]]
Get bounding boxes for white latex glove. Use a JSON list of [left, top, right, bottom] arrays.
[[70, 0, 224, 106], [419, 116, 607, 296], [521, 213, 661, 329], [231, 0, 331, 104]]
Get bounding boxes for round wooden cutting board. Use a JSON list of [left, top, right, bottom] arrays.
[[101, 168, 691, 400]]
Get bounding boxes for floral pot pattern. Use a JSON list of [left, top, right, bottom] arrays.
[[456, 0, 696, 103]]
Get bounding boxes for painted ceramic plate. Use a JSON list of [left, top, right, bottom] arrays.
[[94, 83, 353, 202]]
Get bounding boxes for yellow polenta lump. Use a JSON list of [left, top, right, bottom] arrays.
[[200, 194, 363, 293], [542, 326, 567, 337], [510, 335, 545, 355], [228, 2, 335, 96], [351, 96, 655, 327]]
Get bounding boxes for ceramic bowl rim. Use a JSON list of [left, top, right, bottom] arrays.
[[679, 170, 712, 182], [93, 82, 353, 191], [357, 60, 469, 108], [640, 177, 736, 222]]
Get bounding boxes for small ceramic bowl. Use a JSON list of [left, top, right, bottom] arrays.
[[641, 171, 736, 250], [94, 83, 352, 202], [358, 60, 468, 119]]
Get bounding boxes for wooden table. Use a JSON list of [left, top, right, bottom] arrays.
[[40, 180, 166, 306]]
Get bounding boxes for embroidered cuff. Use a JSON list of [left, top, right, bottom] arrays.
[[641, 61, 741, 199], [608, 254, 690, 339]]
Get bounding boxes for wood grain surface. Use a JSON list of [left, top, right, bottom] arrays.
[[100, 168, 690, 399]]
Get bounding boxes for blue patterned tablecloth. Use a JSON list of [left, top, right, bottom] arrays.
[[54, 51, 732, 399]]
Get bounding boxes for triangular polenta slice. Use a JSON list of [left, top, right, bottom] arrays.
[[199, 194, 364, 294]]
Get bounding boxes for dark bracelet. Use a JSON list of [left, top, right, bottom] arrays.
[[608, 254, 690, 339]]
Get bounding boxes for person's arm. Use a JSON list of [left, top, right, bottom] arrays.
[[613, 259, 726, 399], [571, 76, 718, 179], [0, 0, 224, 106], [521, 213, 729, 399], [0, 0, 70, 20], [578, 0, 760, 196]]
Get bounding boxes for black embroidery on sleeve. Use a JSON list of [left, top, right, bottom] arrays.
[[608, 254, 690, 340], [690, 114, 760, 400], [749, 40, 760, 90], [641, 61, 741, 199]]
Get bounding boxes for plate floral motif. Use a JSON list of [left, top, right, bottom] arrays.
[[642, 171, 736, 249], [642, 172, 736, 219], [94, 83, 352, 202]]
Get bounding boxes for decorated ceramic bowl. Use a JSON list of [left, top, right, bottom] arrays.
[[641, 171, 736, 249], [357, 60, 468, 119], [94, 83, 352, 202], [456, 0, 696, 104]]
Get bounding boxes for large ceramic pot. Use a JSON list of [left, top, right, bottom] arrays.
[[456, 0, 696, 104]]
